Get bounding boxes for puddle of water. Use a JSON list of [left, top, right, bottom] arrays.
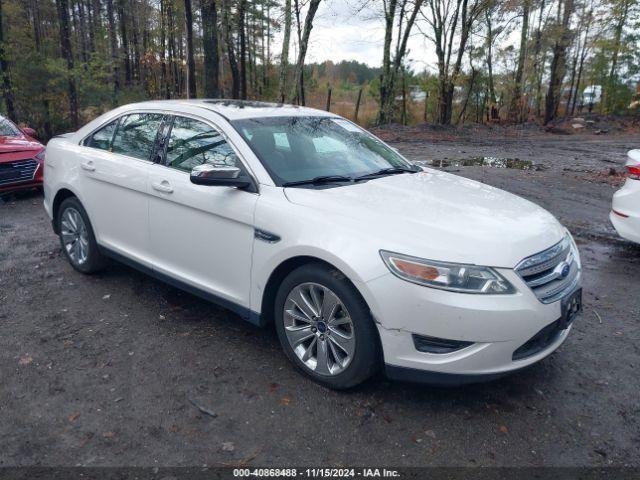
[[428, 157, 536, 170]]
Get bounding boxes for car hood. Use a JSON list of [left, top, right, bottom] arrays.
[[0, 135, 43, 156], [283, 169, 566, 268]]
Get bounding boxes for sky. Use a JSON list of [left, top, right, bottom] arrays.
[[272, 0, 441, 70], [270, 0, 521, 73]]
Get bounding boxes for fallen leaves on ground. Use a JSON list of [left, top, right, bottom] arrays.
[[18, 355, 33, 365]]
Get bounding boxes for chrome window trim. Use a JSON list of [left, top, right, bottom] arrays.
[[155, 112, 260, 195], [78, 108, 260, 194], [79, 110, 167, 161]]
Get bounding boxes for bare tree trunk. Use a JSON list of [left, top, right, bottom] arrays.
[[0, 0, 16, 121], [238, 0, 247, 99], [605, 0, 631, 113], [425, 0, 482, 125], [117, 0, 131, 85], [167, 1, 179, 96], [56, 0, 79, 128], [201, 0, 219, 97], [509, 0, 530, 123], [86, 0, 95, 53], [484, 9, 496, 104], [532, 0, 546, 119], [106, 0, 120, 96], [378, 0, 422, 124], [76, 0, 89, 64], [222, 0, 239, 98], [354, 88, 363, 122], [457, 65, 477, 125], [30, 0, 43, 51], [288, 0, 321, 104], [565, 45, 579, 117], [278, 0, 291, 102], [544, 0, 574, 125], [159, 0, 169, 98], [440, 2, 477, 124], [570, 10, 593, 116], [130, 0, 141, 83], [184, 0, 197, 98], [377, 0, 397, 125]]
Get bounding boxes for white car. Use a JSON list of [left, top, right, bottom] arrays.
[[43, 100, 582, 389], [611, 149, 640, 244]]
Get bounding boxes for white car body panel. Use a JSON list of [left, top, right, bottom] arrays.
[[77, 147, 153, 265], [282, 169, 566, 268], [148, 163, 258, 308], [611, 150, 640, 244], [44, 100, 582, 382]]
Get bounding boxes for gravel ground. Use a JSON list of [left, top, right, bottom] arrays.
[[0, 129, 639, 468]]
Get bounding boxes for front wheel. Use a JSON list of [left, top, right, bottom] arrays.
[[274, 263, 380, 389], [57, 197, 106, 274]]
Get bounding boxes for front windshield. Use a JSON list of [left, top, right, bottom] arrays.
[[0, 118, 22, 136], [232, 116, 411, 185]]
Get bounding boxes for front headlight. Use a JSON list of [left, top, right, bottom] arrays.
[[380, 250, 515, 294]]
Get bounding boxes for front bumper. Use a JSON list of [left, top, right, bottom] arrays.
[[0, 178, 42, 194], [363, 268, 579, 382]]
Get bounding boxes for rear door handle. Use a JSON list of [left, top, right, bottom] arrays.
[[152, 181, 173, 194], [80, 161, 95, 172]]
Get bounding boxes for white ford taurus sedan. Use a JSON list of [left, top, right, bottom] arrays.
[[610, 149, 640, 244], [43, 100, 582, 388]]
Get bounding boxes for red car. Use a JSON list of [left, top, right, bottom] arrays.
[[0, 115, 45, 194]]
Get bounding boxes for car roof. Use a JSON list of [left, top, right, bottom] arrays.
[[122, 99, 338, 121]]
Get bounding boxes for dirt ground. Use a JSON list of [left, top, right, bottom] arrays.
[[1, 127, 639, 468]]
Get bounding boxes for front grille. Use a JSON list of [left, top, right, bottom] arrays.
[[0, 159, 38, 186], [515, 236, 580, 304]]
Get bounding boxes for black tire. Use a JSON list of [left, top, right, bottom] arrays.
[[57, 196, 107, 274], [274, 263, 381, 389]]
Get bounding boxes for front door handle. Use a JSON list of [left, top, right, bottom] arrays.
[[152, 181, 173, 194], [80, 161, 95, 172]]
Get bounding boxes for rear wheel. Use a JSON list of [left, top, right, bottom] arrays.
[[57, 197, 106, 273], [274, 263, 380, 389]]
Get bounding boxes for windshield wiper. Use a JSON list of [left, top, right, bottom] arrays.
[[282, 175, 354, 187], [354, 166, 420, 181]]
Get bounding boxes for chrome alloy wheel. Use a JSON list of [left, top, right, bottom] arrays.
[[60, 207, 89, 266], [283, 282, 356, 376]]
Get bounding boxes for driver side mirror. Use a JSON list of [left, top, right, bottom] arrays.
[[190, 164, 254, 190], [22, 127, 38, 138]]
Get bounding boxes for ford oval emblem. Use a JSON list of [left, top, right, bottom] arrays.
[[560, 263, 571, 278]]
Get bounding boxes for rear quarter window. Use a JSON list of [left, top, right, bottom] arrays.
[[83, 119, 119, 151]]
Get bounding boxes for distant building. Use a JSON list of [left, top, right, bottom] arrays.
[[395, 85, 427, 102], [409, 85, 427, 102], [582, 85, 602, 105]]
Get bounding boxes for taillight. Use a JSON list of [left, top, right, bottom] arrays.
[[626, 165, 640, 180]]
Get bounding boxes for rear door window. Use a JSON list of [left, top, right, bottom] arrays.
[[111, 113, 164, 161]]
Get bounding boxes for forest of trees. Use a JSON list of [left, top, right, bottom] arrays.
[[0, 0, 638, 138]]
